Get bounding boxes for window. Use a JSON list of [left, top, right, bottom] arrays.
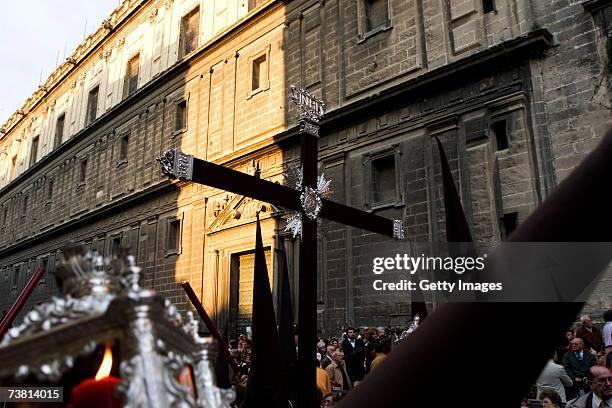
[[252, 54, 267, 92], [248, 0, 262, 11], [123, 53, 140, 98], [22, 194, 29, 215], [358, 0, 391, 40], [40, 257, 48, 284], [179, 7, 200, 58], [10, 156, 17, 180], [111, 236, 121, 256], [11, 266, 20, 290], [365, 0, 388, 32], [2, 207, 7, 224], [175, 100, 187, 132], [364, 146, 402, 209], [79, 159, 88, 183], [119, 134, 129, 161], [54, 113, 65, 149], [372, 155, 397, 204], [499, 212, 518, 239], [493, 120, 509, 151], [29, 136, 39, 167], [86, 86, 100, 125], [483, 0, 496, 13], [166, 218, 181, 255], [46, 178, 54, 200]]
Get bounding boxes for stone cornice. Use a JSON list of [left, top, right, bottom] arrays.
[[319, 29, 554, 135], [0, 0, 148, 138]]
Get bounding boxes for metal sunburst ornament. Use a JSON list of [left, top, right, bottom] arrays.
[[283, 167, 332, 238]]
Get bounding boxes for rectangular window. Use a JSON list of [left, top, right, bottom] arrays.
[[365, 0, 387, 32], [248, 0, 260, 11], [54, 113, 65, 149], [46, 178, 54, 200], [483, 0, 496, 13], [493, 120, 509, 151], [79, 159, 88, 183], [179, 7, 200, 58], [10, 155, 17, 180], [22, 194, 29, 214], [86, 86, 100, 125], [252, 54, 267, 92], [29, 136, 39, 167], [10, 156, 17, 180], [2, 207, 7, 224], [111, 236, 121, 256], [123, 53, 140, 98], [40, 258, 48, 284], [175, 100, 187, 132], [372, 155, 397, 204], [166, 218, 181, 254], [11, 266, 20, 290], [120, 135, 129, 160]]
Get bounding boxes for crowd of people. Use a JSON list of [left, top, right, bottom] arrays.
[[524, 311, 612, 408], [222, 311, 611, 407]]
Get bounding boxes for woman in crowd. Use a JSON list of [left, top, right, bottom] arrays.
[[540, 388, 563, 408]]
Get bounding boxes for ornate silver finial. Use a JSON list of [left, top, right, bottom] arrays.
[[393, 219, 405, 240], [157, 148, 194, 181], [290, 85, 325, 121], [290, 85, 325, 137]]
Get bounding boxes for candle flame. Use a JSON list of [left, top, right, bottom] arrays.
[[95, 344, 113, 380]]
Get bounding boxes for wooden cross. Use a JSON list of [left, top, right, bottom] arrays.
[[158, 86, 404, 407]]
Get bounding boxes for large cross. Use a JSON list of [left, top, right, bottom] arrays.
[[158, 86, 404, 407]]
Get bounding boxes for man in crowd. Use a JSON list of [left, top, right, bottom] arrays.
[[563, 338, 597, 399], [558, 329, 575, 363], [321, 344, 335, 369], [369, 336, 391, 372], [536, 352, 573, 403], [576, 315, 604, 353], [341, 327, 365, 385], [566, 366, 612, 408], [325, 349, 352, 394]]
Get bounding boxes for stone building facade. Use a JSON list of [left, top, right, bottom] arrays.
[[0, 0, 611, 336]]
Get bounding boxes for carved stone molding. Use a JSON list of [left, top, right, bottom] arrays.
[[149, 8, 158, 23]]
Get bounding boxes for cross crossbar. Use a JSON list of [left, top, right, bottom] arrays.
[[157, 148, 402, 239]]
